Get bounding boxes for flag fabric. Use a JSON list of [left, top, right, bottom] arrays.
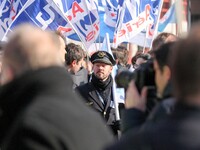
[[87, 0, 163, 47], [1, 0, 100, 49], [57, 0, 100, 48], [113, 0, 152, 47], [158, 3, 176, 32], [0, 0, 27, 40], [1, 0, 70, 41], [101, 33, 113, 57], [115, 0, 163, 48], [1, 0, 164, 49], [96, 0, 123, 43]]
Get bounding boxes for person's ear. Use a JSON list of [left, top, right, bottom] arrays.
[[71, 60, 77, 66], [111, 66, 113, 71], [1, 64, 15, 85]]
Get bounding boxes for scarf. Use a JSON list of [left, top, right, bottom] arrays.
[[91, 74, 113, 90], [91, 74, 113, 104]]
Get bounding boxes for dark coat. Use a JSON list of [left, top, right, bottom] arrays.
[[106, 102, 200, 150], [76, 81, 118, 134], [121, 82, 174, 134], [0, 67, 113, 150]]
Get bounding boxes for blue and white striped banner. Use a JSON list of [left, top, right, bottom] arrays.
[[1, 0, 163, 49]]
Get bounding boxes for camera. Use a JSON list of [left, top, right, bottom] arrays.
[[115, 60, 157, 113], [115, 60, 155, 92]]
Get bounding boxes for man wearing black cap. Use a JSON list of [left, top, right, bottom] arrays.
[[76, 50, 119, 135]]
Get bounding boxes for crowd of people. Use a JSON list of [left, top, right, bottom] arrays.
[[0, 22, 200, 150]]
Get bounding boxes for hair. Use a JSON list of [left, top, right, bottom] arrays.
[[153, 42, 175, 72], [111, 47, 117, 60], [0, 41, 5, 73], [3, 24, 62, 76], [117, 45, 127, 51], [170, 34, 200, 99], [65, 44, 84, 65], [152, 32, 178, 51], [0, 41, 6, 50], [65, 43, 76, 53], [131, 53, 151, 65], [111, 46, 128, 66], [0, 41, 5, 62]]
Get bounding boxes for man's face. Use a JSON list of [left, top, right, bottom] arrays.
[[153, 60, 168, 97], [93, 62, 113, 81], [71, 58, 83, 74]]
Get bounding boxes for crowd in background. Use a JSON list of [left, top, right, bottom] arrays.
[[0, 22, 200, 150]]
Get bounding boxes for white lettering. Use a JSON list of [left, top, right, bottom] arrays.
[[36, 3, 55, 30], [0, 0, 8, 17]]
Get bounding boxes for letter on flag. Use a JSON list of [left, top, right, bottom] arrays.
[[1, 0, 70, 41], [1, 0, 100, 49], [57, 0, 100, 49], [113, 0, 163, 48], [1, 0, 164, 49], [0, 0, 26, 40]]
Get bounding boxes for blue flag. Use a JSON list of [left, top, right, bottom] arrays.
[[1, 0, 163, 49], [158, 3, 176, 32], [0, 0, 27, 40], [114, 0, 163, 48], [2, 0, 100, 49], [2, 0, 69, 41], [58, 0, 100, 48]]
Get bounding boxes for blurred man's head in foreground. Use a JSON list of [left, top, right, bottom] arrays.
[[1, 24, 62, 85], [170, 23, 200, 102]]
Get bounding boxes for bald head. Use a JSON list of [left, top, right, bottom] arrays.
[[1, 24, 63, 84]]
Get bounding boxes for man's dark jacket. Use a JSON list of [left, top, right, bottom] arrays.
[[0, 67, 113, 150], [121, 82, 174, 134], [106, 102, 200, 150], [76, 75, 118, 135]]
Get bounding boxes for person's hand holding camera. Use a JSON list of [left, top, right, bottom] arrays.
[[125, 80, 148, 112]]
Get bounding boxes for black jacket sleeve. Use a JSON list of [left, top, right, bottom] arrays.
[[121, 108, 146, 134]]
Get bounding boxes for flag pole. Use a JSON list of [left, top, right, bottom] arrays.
[[2, 0, 35, 41], [112, 0, 127, 48], [82, 0, 98, 52], [143, 25, 148, 53], [175, 0, 187, 37], [105, 33, 120, 121], [187, 0, 191, 31], [56, 1, 88, 51], [149, 0, 164, 50]]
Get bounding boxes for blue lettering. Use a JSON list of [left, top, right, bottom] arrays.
[[79, 11, 97, 31], [75, 24, 86, 37]]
